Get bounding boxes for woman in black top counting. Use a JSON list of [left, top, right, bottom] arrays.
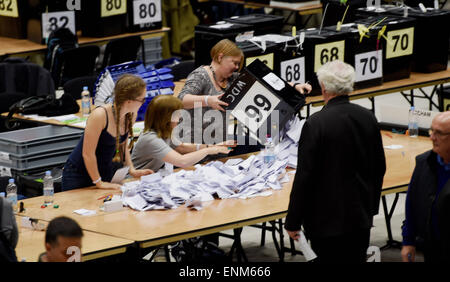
[[62, 74, 153, 191]]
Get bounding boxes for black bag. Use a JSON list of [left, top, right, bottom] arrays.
[[0, 199, 18, 262], [5, 93, 80, 130], [16, 166, 63, 198], [170, 237, 229, 263]]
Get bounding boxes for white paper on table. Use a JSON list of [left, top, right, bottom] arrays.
[[71, 121, 87, 128], [73, 209, 97, 216], [50, 114, 79, 122], [22, 114, 52, 121], [111, 166, 130, 184], [384, 145, 404, 150]]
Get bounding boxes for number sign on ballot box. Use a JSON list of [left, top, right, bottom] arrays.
[[42, 11, 76, 41], [221, 59, 305, 144], [132, 0, 161, 25]]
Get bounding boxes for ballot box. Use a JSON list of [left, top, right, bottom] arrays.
[[194, 21, 254, 67], [127, 0, 163, 32], [301, 27, 351, 95], [276, 34, 307, 85], [324, 23, 383, 90], [387, 8, 450, 73], [224, 14, 284, 36], [0, 0, 29, 38], [354, 15, 416, 82], [237, 39, 279, 71], [80, 0, 128, 37], [221, 59, 305, 144]]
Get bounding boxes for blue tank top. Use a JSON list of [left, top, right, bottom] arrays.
[[65, 107, 128, 182]]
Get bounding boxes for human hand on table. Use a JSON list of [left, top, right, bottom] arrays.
[[129, 168, 154, 178]]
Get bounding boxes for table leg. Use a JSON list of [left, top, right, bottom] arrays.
[[381, 193, 403, 250]]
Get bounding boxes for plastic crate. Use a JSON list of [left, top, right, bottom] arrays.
[[0, 125, 83, 156], [0, 148, 73, 170]]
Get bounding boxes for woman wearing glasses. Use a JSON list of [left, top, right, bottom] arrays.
[[62, 74, 153, 191]]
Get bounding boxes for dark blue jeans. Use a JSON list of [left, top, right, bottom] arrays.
[[61, 161, 93, 191]]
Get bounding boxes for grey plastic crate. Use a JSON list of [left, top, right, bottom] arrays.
[[0, 125, 83, 156], [0, 148, 73, 170], [143, 37, 162, 49]]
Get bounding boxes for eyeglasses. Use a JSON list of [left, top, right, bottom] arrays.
[[133, 97, 146, 104], [429, 128, 450, 138]]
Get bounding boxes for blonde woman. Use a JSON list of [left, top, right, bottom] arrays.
[[132, 95, 234, 172], [62, 74, 153, 191]]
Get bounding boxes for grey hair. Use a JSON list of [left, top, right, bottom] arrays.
[[316, 60, 355, 96]]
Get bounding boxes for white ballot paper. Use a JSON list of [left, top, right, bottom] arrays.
[[111, 166, 130, 184], [295, 231, 317, 261]]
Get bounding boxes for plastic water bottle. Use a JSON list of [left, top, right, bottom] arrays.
[[263, 136, 276, 164], [408, 106, 419, 138], [6, 178, 17, 212], [43, 171, 54, 204], [81, 86, 91, 117]]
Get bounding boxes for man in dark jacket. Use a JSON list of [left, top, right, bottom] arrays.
[[285, 60, 386, 263], [401, 111, 450, 262]]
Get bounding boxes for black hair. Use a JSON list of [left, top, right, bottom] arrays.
[[45, 216, 83, 245]]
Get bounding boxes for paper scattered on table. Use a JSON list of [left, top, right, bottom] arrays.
[[73, 209, 97, 216], [384, 145, 404, 150], [111, 166, 129, 184], [122, 116, 304, 212], [133, 121, 145, 135]]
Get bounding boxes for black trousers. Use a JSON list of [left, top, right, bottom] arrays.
[[309, 228, 371, 263]]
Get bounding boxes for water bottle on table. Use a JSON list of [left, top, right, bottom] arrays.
[[408, 106, 419, 138], [81, 86, 91, 117], [263, 135, 276, 164], [6, 178, 17, 212], [43, 171, 54, 204]]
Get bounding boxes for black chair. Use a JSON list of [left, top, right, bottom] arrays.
[[53, 45, 100, 88], [100, 35, 143, 70], [170, 60, 195, 81], [63, 75, 97, 100]]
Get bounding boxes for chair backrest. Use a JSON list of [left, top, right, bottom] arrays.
[[0, 57, 55, 113], [63, 75, 97, 100], [56, 45, 100, 87], [171, 60, 196, 81], [101, 35, 143, 70]]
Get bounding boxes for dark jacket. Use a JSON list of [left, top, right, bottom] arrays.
[[403, 150, 450, 260], [285, 95, 386, 239]]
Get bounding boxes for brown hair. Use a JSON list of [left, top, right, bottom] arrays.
[[210, 39, 244, 71], [112, 74, 146, 163], [143, 95, 183, 140]]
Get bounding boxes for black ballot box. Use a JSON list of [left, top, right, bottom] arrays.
[[127, 0, 163, 32], [301, 27, 352, 95], [324, 23, 383, 90], [80, 0, 128, 37], [221, 59, 305, 144], [273, 35, 307, 85], [194, 21, 254, 67], [387, 8, 450, 73], [354, 15, 416, 82], [237, 39, 279, 72], [26, 0, 80, 44], [224, 14, 284, 35], [0, 0, 29, 39], [320, 0, 366, 27]]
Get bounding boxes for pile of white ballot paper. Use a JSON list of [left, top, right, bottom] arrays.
[[122, 117, 305, 211]]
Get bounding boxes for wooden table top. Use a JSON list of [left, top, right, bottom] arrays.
[[0, 27, 170, 56], [306, 69, 450, 107], [16, 131, 431, 247], [14, 216, 133, 262]]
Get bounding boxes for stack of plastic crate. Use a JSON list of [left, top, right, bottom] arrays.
[[138, 36, 163, 66]]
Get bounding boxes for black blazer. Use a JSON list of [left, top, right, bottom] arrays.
[[285, 95, 386, 239]]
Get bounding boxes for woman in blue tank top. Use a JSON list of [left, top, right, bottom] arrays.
[[62, 74, 154, 191]]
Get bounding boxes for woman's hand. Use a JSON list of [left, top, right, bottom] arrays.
[[207, 94, 228, 112], [208, 146, 233, 155], [129, 168, 154, 178], [216, 140, 237, 148], [95, 181, 122, 190]]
